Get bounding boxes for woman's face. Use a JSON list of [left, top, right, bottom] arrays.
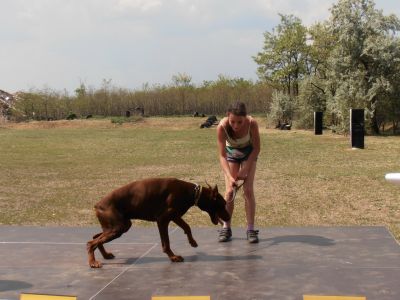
[[228, 113, 246, 132]]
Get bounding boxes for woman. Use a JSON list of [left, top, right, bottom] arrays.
[[216, 101, 261, 243]]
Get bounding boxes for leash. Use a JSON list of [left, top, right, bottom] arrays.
[[194, 180, 244, 206], [226, 180, 245, 204], [217, 180, 245, 226]]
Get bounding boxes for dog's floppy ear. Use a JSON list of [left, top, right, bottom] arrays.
[[205, 180, 212, 190], [212, 185, 218, 199]]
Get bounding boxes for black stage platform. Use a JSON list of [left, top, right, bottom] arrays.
[[0, 226, 399, 300]]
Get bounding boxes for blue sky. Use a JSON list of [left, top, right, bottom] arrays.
[[1, 0, 399, 94]]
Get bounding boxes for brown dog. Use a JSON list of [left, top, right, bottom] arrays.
[[87, 177, 230, 268]]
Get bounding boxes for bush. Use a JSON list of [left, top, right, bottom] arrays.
[[66, 113, 77, 120], [267, 91, 296, 127]]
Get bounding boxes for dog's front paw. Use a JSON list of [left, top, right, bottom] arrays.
[[190, 239, 198, 248], [90, 261, 103, 268], [170, 255, 184, 262]]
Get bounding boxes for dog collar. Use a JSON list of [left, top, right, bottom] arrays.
[[194, 184, 202, 206]]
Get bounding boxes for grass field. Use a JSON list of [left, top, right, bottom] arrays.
[[0, 117, 399, 241]]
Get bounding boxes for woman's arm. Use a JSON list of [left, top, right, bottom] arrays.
[[248, 117, 261, 161], [237, 117, 260, 180], [217, 120, 236, 187]]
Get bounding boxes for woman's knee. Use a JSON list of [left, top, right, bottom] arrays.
[[242, 185, 254, 199]]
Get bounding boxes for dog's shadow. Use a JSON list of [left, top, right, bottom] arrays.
[[103, 234, 335, 266], [103, 252, 262, 266]]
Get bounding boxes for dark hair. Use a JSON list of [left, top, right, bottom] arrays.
[[227, 101, 247, 117], [226, 101, 247, 139]]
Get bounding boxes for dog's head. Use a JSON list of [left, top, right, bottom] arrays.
[[199, 184, 230, 225]]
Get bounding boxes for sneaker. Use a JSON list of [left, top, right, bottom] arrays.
[[246, 230, 259, 243], [218, 228, 232, 242]]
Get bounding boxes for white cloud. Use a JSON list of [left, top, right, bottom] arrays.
[[115, 0, 162, 12], [0, 0, 399, 93]]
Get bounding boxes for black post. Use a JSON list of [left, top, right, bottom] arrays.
[[350, 109, 364, 149], [314, 111, 323, 135]]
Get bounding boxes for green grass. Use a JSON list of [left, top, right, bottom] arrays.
[[0, 117, 399, 241]]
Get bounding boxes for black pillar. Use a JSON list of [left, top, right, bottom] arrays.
[[350, 109, 364, 149], [314, 111, 323, 135]]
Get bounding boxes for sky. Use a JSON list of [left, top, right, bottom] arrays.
[[1, 0, 399, 94]]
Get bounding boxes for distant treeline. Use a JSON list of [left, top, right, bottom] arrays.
[[12, 76, 272, 121], [8, 0, 400, 135]]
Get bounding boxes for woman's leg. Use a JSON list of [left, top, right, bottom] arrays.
[[240, 160, 257, 230], [223, 162, 240, 228]]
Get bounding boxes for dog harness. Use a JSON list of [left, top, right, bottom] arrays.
[[193, 184, 202, 206]]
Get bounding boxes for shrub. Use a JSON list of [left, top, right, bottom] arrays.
[[66, 113, 77, 120]]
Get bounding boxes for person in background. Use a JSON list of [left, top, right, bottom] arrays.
[[216, 101, 261, 243]]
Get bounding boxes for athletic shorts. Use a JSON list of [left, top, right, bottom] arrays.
[[225, 144, 253, 163]]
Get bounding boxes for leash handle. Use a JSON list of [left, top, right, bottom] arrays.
[[234, 180, 245, 190], [226, 180, 245, 204]]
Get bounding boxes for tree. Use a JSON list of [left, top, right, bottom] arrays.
[[171, 73, 193, 88], [254, 14, 308, 97], [327, 0, 400, 134], [296, 22, 336, 128], [171, 73, 193, 114]]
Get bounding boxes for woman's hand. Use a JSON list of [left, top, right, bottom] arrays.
[[228, 176, 237, 189]]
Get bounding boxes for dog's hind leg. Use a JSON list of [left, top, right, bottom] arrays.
[[99, 219, 132, 260], [173, 217, 198, 247], [87, 220, 132, 268], [91, 232, 114, 258], [98, 243, 116, 260], [87, 230, 122, 268], [90, 232, 114, 259], [87, 234, 103, 268], [92, 232, 102, 239], [87, 232, 105, 268]]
